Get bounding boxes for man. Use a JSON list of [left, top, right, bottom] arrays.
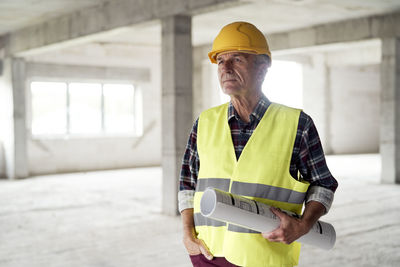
[[178, 21, 338, 267]]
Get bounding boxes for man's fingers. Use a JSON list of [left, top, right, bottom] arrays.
[[262, 230, 274, 239], [262, 208, 305, 245], [262, 228, 281, 242], [270, 207, 289, 221], [262, 228, 297, 244], [198, 239, 213, 260], [184, 238, 202, 255], [184, 235, 214, 259]]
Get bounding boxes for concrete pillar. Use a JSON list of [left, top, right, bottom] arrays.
[[0, 57, 28, 179], [161, 15, 193, 215], [380, 38, 400, 184], [302, 53, 332, 154]]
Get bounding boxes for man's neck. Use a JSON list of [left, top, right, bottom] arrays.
[[230, 91, 262, 123]]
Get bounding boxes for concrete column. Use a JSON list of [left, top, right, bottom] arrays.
[[161, 15, 193, 215], [0, 57, 28, 179], [302, 53, 332, 154], [380, 38, 400, 184]]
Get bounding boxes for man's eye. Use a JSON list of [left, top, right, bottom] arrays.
[[234, 57, 241, 62]]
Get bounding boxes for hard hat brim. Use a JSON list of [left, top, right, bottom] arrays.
[[208, 47, 270, 64]]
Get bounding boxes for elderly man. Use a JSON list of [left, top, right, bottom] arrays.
[[178, 21, 338, 267]]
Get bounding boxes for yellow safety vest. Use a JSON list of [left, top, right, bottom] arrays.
[[193, 102, 310, 267]]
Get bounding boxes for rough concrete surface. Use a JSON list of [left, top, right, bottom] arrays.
[[0, 154, 399, 267]]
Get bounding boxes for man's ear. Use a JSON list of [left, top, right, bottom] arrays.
[[256, 64, 268, 84]]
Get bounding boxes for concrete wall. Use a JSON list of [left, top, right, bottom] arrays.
[[285, 40, 381, 155], [326, 41, 381, 154], [24, 44, 162, 175], [0, 142, 4, 177], [329, 64, 380, 154]]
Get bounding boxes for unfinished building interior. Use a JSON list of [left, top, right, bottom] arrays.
[[0, 0, 399, 266]]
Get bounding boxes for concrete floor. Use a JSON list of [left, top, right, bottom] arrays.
[[0, 154, 399, 267]]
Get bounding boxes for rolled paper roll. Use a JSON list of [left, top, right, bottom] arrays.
[[200, 187, 336, 250]]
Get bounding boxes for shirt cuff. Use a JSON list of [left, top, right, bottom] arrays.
[[305, 186, 335, 214], [178, 190, 195, 213]]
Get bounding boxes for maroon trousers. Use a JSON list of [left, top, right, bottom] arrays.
[[189, 254, 239, 267]]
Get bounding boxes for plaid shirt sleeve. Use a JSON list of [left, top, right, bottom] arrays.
[[178, 118, 199, 212], [293, 112, 339, 213]]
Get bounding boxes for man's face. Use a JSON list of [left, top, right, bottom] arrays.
[[217, 52, 262, 98]]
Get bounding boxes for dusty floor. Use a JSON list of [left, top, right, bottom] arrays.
[[0, 154, 399, 267]]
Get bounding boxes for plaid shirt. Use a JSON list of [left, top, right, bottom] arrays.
[[178, 95, 338, 213]]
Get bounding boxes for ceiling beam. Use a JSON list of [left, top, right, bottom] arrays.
[[3, 0, 239, 56], [268, 11, 400, 52]]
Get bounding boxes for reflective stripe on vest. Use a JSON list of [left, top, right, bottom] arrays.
[[195, 178, 230, 192], [195, 212, 260, 233], [231, 181, 306, 204], [196, 178, 306, 204], [228, 224, 260, 234], [194, 213, 226, 227]]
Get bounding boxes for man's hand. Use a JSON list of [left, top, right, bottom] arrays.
[[262, 201, 326, 245], [181, 209, 213, 260], [183, 230, 213, 259], [261, 207, 309, 244]]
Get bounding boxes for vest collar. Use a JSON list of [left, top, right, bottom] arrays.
[[227, 94, 271, 123]]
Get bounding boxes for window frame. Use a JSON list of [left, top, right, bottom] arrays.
[[29, 78, 142, 139]]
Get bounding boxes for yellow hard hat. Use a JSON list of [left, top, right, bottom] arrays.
[[208, 21, 271, 64]]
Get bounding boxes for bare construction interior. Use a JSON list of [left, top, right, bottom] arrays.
[[0, 0, 399, 266]]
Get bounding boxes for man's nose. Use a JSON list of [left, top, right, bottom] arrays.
[[220, 60, 233, 73]]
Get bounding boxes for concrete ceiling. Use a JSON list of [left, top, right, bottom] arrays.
[[0, 0, 107, 36], [192, 0, 400, 45], [66, 0, 400, 48], [1, 0, 399, 63]]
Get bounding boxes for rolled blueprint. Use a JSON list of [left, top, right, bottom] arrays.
[[200, 188, 336, 250]]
